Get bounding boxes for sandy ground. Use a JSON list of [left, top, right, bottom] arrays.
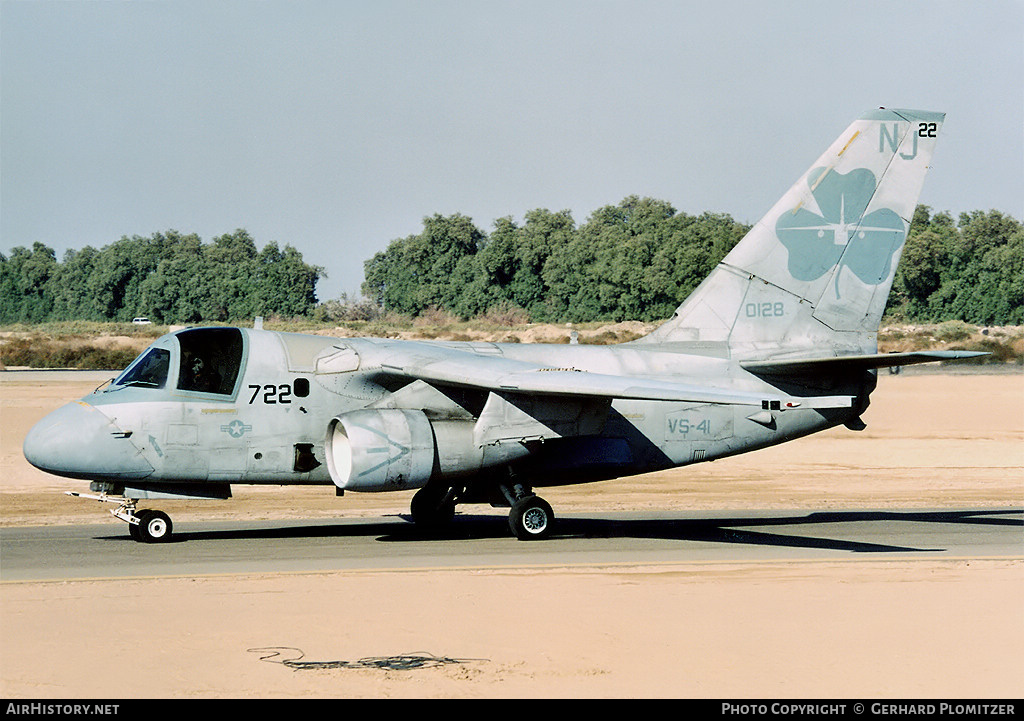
[[1, 368, 1022, 698]]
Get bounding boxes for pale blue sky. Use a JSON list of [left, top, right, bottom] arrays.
[[3, 0, 1022, 302]]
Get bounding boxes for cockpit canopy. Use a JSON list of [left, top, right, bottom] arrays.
[[112, 327, 244, 397]]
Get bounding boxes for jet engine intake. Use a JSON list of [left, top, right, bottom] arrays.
[[326, 409, 435, 492]]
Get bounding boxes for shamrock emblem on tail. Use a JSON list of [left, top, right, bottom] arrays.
[[775, 167, 906, 297]]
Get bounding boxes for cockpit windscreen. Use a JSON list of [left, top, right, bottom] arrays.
[[113, 347, 171, 389]]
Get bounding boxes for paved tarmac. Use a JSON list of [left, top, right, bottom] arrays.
[[2, 507, 1021, 581]]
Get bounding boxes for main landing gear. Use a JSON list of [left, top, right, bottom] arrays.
[[409, 480, 555, 540], [65, 491, 174, 543]]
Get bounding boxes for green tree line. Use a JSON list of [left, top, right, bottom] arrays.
[[363, 198, 1023, 326], [0, 229, 322, 324], [892, 206, 1023, 324], [3, 202, 1020, 327], [363, 196, 751, 323]]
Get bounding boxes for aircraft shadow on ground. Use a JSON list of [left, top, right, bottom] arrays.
[[379, 508, 1021, 553], [112, 508, 1021, 554], [530, 508, 1023, 554]]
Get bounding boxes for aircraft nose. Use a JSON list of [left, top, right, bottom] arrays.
[[23, 401, 153, 480]]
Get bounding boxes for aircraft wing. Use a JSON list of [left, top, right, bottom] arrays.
[[740, 350, 988, 376], [377, 345, 853, 409]]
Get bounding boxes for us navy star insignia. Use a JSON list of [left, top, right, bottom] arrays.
[[221, 419, 252, 438]]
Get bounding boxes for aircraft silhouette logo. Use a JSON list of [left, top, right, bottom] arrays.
[[775, 167, 906, 292]]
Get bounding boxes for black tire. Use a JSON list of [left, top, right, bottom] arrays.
[[137, 510, 173, 543], [509, 496, 554, 540], [410, 485, 456, 528]]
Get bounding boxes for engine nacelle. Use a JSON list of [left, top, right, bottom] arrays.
[[326, 409, 435, 492], [325, 408, 536, 493]]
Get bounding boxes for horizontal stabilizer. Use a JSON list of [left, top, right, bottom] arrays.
[[741, 350, 988, 376]]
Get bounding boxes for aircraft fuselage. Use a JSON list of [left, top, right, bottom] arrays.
[[25, 326, 864, 500]]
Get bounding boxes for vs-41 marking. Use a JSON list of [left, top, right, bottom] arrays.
[[668, 418, 712, 435], [665, 406, 734, 441]]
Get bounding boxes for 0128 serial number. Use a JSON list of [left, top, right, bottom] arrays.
[[745, 302, 785, 318]]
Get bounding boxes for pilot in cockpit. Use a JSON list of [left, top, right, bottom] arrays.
[[184, 354, 221, 393]]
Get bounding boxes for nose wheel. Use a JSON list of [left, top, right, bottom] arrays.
[[66, 491, 174, 543], [131, 509, 173, 543]]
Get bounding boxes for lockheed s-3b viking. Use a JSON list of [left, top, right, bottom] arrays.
[[24, 108, 982, 542]]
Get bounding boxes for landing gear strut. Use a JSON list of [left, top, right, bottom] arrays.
[[65, 492, 174, 543]]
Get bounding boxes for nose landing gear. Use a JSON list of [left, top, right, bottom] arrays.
[[65, 491, 174, 543]]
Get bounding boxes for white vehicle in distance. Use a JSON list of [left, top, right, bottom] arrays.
[[131, 317, 152, 325]]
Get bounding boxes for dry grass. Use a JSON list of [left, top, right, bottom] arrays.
[[1, 319, 1021, 369]]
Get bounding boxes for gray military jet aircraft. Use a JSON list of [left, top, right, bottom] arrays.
[[24, 108, 982, 542]]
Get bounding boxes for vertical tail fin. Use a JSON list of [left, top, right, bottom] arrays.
[[640, 108, 944, 356]]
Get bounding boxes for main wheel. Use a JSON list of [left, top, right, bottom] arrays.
[[136, 509, 173, 543], [508, 496, 554, 540], [410, 485, 456, 528]]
